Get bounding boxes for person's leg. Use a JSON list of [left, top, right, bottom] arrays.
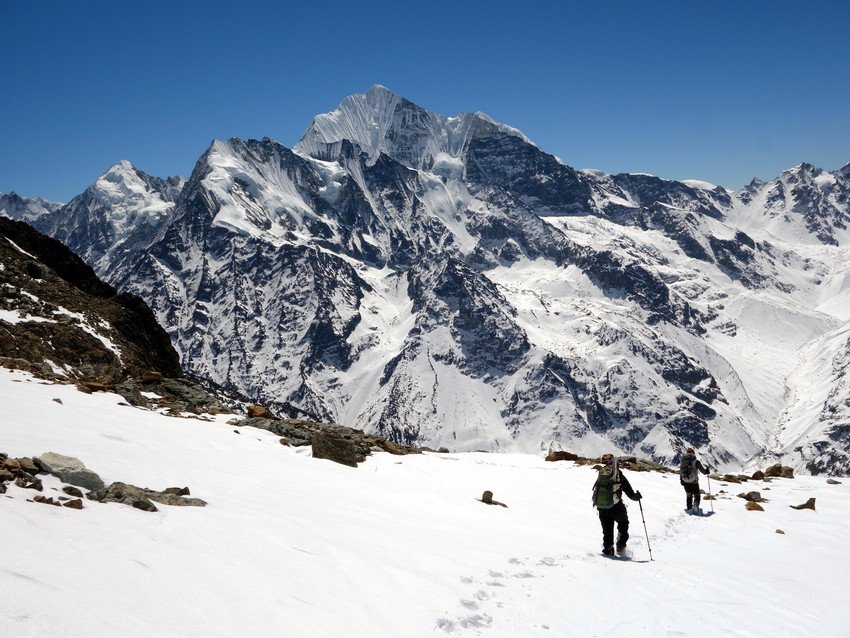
[[686, 482, 702, 511], [614, 504, 629, 549], [598, 509, 615, 553]]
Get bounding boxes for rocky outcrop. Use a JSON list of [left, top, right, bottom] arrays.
[[311, 428, 360, 467], [87, 482, 207, 512], [0, 215, 181, 381], [34, 452, 105, 491], [764, 464, 795, 479], [235, 415, 422, 466]]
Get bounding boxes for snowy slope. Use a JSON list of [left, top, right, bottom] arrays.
[[18, 87, 850, 474], [2, 368, 848, 637]]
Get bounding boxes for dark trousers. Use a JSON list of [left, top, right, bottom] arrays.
[[683, 481, 700, 508], [598, 502, 629, 549]]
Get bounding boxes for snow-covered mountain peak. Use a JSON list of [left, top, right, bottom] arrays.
[[294, 86, 532, 171], [0, 191, 63, 223], [85, 161, 185, 238]]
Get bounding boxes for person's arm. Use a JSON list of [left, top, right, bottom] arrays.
[[698, 460, 710, 475], [619, 471, 641, 500]]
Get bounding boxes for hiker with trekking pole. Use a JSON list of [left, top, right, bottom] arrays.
[[679, 447, 711, 514], [592, 453, 644, 557]]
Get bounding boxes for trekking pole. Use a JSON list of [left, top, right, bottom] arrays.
[[638, 499, 653, 561], [707, 473, 714, 513]]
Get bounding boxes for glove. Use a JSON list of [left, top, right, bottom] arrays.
[[635, 491, 643, 500]]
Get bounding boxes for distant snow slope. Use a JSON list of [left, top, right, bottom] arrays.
[[2, 368, 848, 637], [14, 86, 850, 474]]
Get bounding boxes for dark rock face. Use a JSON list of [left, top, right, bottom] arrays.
[[311, 428, 360, 467], [464, 128, 594, 215], [0, 216, 181, 381]]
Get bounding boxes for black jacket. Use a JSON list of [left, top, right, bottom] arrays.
[[617, 470, 640, 501]]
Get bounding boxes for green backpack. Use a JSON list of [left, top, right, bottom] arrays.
[[680, 455, 698, 483], [592, 462, 621, 509]]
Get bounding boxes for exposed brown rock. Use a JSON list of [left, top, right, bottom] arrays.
[[63, 498, 83, 509], [2, 458, 22, 472], [62, 485, 84, 498], [545, 451, 580, 462], [247, 404, 275, 419], [751, 470, 765, 480], [745, 501, 764, 511], [16, 457, 39, 475], [790, 498, 816, 511]]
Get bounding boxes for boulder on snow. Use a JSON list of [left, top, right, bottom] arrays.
[[827, 479, 842, 485], [16, 457, 40, 475], [479, 490, 508, 508], [723, 474, 742, 484], [764, 463, 795, 479], [33, 494, 59, 506], [751, 470, 765, 480], [775, 529, 785, 535], [87, 482, 158, 512], [34, 452, 105, 491], [15, 475, 43, 491], [745, 501, 764, 512], [311, 429, 359, 467], [790, 498, 816, 511], [545, 451, 580, 462], [737, 491, 767, 503], [63, 498, 84, 509]]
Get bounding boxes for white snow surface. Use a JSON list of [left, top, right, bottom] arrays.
[[3, 368, 848, 637]]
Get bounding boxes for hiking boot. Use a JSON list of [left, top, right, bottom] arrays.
[[602, 546, 614, 556], [616, 544, 627, 555]]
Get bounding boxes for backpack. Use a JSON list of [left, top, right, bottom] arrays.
[[680, 455, 699, 483], [592, 461, 621, 509]]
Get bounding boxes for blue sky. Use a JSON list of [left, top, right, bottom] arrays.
[[2, 0, 849, 201]]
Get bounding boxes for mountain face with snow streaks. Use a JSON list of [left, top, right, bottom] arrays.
[[10, 86, 850, 474]]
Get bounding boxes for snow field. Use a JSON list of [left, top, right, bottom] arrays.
[[2, 368, 848, 637]]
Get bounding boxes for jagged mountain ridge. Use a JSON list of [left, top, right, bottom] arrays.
[[0, 192, 63, 224], [6, 86, 850, 473]]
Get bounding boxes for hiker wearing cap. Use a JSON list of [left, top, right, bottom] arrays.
[[592, 453, 642, 556], [679, 447, 711, 513]]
